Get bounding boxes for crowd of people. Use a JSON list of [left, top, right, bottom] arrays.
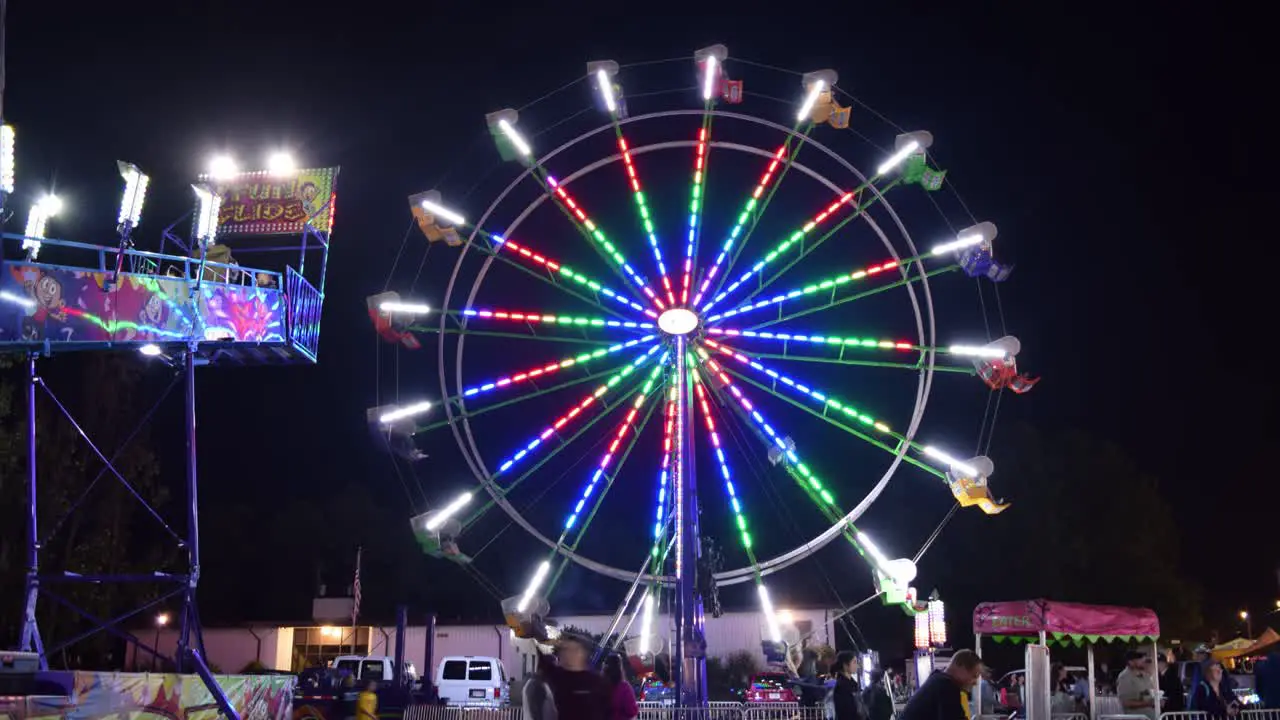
[[515, 634, 1280, 720], [522, 633, 637, 720]]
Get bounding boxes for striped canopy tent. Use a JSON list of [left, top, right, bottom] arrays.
[[972, 599, 1161, 720], [973, 598, 1161, 646]]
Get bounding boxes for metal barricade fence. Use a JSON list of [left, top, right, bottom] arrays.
[[403, 704, 523, 720], [1241, 711, 1280, 720], [742, 705, 823, 720], [1159, 712, 1209, 720], [1054, 714, 1088, 720], [406, 702, 825, 720]]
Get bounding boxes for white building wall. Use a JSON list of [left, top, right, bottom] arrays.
[[136, 609, 835, 678]]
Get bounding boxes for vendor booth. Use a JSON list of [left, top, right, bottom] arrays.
[[973, 599, 1161, 720]]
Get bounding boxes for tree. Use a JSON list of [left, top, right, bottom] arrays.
[[917, 424, 1204, 646], [0, 354, 170, 664]]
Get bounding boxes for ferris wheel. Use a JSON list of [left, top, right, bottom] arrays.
[[369, 46, 1035, 693]]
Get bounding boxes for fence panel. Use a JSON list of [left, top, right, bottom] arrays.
[[1240, 711, 1280, 720], [403, 705, 522, 720]]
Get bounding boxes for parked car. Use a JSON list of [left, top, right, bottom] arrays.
[[435, 656, 509, 707], [745, 672, 797, 704], [639, 675, 675, 706]]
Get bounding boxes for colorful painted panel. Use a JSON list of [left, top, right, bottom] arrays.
[[207, 167, 339, 236], [16, 672, 294, 720], [0, 263, 285, 347]]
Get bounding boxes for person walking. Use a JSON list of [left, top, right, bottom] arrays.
[[1117, 652, 1157, 720], [832, 651, 868, 720], [602, 654, 638, 720], [354, 681, 378, 720], [523, 655, 558, 720], [1189, 661, 1241, 720], [899, 650, 982, 720], [539, 634, 612, 720], [864, 670, 895, 720]]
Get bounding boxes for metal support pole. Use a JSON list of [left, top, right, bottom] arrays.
[[20, 355, 46, 667], [673, 338, 706, 707], [176, 350, 197, 670], [394, 605, 407, 691], [174, 348, 239, 720]]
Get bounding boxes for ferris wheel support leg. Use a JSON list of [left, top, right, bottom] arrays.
[[673, 339, 707, 706], [20, 354, 47, 667]]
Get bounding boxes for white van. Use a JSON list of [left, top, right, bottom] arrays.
[[435, 656, 508, 706]]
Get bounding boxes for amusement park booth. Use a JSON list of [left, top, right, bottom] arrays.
[[973, 599, 1161, 720]]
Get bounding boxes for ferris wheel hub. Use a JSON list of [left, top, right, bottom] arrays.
[[657, 307, 699, 336]]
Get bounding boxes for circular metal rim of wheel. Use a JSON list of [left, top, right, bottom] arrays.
[[437, 107, 938, 586]]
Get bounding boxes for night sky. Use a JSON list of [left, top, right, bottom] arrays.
[[4, 1, 1274, 650]]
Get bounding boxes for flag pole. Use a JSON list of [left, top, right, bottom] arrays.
[[351, 546, 362, 656]]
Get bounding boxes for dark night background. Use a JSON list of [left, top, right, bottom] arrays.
[[0, 1, 1276, 667]]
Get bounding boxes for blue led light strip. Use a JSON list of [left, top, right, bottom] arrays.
[[462, 336, 657, 398], [493, 344, 662, 476]]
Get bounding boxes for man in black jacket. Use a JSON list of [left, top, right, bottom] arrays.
[[900, 650, 982, 720]]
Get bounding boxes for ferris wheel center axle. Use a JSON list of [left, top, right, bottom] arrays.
[[658, 307, 699, 336]]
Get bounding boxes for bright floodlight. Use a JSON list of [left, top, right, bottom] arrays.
[[139, 344, 163, 357], [757, 583, 783, 642], [695, 45, 729, 102], [797, 81, 824, 122], [156, 612, 170, 627], [1, 124, 15, 194], [380, 301, 431, 315], [117, 161, 150, 228], [379, 400, 433, 424], [596, 69, 617, 113], [208, 154, 237, 180], [946, 344, 1008, 359], [424, 491, 474, 531], [796, 69, 838, 123], [268, 151, 296, 175], [39, 194, 63, 216], [638, 591, 655, 654], [497, 118, 533, 158], [23, 194, 62, 255], [922, 446, 979, 477], [516, 560, 552, 612], [191, 184, 222, 244], [420, 196, 466, 227], [930, 222, 997, 256], [658, 308, 699, 335], [0, 290, 35, 309], [885, 558, 918, 585]]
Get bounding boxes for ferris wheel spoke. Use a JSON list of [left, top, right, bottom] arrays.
[[460, 364, 659, 530], [691, 368, 759, 568], [701, 127, 815, 308], [695, 348, 914, 590], [703, 328, 977, 374], [703, 175, 901, 314], [693, 349, 847, 524], [420, 359, 651, 434], [410, 326, 629, 347], [533, 167, 666, 310], [451, 308, 655, 333], [544, 366, 663, 595], [559, 372, 664, 552], [457, 336, 659, 402], [648, 365, 678, 571], [489, 345, 666, 479], [702, 339, 948, 478], [678, 115, 714, 306], [745, 265, 958, 331], [612, 128, 676, 305], [474, 232, 656, 319], [740, 179, 905, 306]]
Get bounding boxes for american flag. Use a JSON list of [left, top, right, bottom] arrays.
[[352, 546, 362, 624]]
